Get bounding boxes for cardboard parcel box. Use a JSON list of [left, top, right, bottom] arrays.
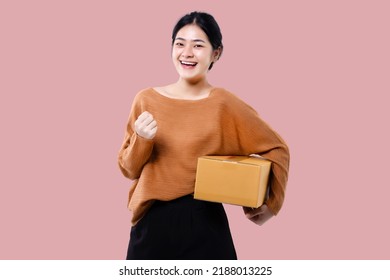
[[194, 156, 271, 207]]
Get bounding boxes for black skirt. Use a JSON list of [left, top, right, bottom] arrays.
[[126, 195, 237, 260]]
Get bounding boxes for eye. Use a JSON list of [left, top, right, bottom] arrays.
[[194, 44, 204, 48], [175, 42, 184, 47]]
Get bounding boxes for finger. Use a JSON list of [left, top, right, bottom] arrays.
[[243, 207, 252, 215], [138, 112, 154, 126], [137, 111, 150, 121], [249, 215, 260, 223], [135, 113, 149, 127], [139, 115, 154, 127], [243, 207, 256, 218], [245, 211, 258, 219], [150, 126, 157, 136], [145, 117, 156, 126], [245, 207, 265, 218], [250, 216, 266, 226], [143, 126, 157, 139], [146, 120, 157, 130]]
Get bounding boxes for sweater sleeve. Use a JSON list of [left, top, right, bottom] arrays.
[[227, 94, 290, 215], [118, 92, 154, 180]]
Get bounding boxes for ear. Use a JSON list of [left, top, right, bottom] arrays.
[[213, 47, 222, 62]]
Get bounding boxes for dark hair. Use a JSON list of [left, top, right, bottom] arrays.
[[172, 11, 223, 70]]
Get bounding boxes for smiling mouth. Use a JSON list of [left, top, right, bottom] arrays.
[[180, 61, 197, 67]]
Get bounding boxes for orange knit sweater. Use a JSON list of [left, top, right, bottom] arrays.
[[118, 88, 290, 225]]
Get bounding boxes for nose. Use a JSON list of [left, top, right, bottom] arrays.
[[181, 45, 194, 58]]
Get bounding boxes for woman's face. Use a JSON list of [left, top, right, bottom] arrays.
[[172, 24, 218, 83]]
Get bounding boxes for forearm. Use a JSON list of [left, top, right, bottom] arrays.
[[118, 132, 154, 180], [261, 143, 290, 215]]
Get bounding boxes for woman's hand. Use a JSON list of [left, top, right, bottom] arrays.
[[243, 204, 274, 226], [134, 111, 158, 140]]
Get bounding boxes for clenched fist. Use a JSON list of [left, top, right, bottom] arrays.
[[134, 111, 158, 140]]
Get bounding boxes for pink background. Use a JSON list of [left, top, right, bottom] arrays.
[[1, 0, 389, 259]]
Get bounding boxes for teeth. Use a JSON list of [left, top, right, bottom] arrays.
[[181, 61, 197, 66]]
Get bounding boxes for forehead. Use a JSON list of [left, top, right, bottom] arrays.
[[175, 24, 210, 42]]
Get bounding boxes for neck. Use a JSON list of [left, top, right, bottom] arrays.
[[174, 78, 212, 97]]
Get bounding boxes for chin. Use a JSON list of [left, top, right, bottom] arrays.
[[177, 72, 208, 83]]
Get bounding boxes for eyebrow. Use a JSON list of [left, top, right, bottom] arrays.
[[175, 37, 206, 43]]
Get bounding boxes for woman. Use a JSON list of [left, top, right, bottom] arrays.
[[118, 11, 290, 260]]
